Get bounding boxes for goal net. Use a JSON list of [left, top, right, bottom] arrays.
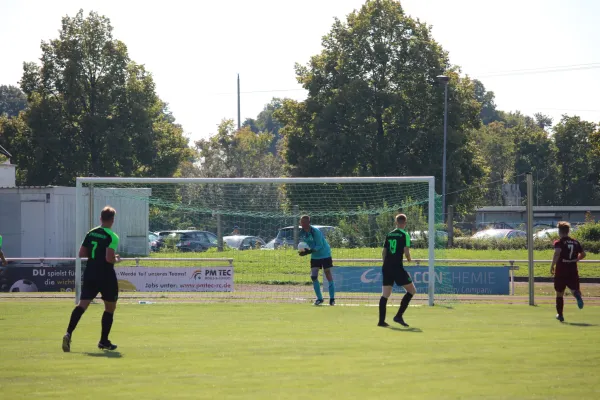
[[75, 177, 450, 306]]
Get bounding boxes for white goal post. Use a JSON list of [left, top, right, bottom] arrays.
[[75, 176, 438, 306]]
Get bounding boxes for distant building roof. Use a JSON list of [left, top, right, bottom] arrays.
[[476, 206, 600, 212]]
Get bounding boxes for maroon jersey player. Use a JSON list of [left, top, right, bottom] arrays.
[[550, 221, 586, 322]]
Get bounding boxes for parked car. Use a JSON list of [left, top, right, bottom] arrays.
[[534, 228, 559, 240], [175, 230, 219, 252], [264, 225, 337, 249], [148, 231, 159, 252], [223, 235, 266, 250], [410, 230, 448, 244], [472, 229, 526, 240], [151, 230, 178, 251]]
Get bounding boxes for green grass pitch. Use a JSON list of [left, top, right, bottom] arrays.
[[1, 301, 599, 399]]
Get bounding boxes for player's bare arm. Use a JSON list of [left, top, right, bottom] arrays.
[[0, 250, 7, 266], [106, 248, 120, 264], [550, 247, 561, 275], [404, 247, 411, 262], [382, 247, 387, 263], [78, 246, 89, 258], [578, 250, 586, 262]]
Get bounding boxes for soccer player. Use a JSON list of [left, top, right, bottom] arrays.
[[62, 206, 121, 352], [298, 215, 336, 306], [551, 221, 586, 322], [378, 214, 416, 327], [0, 234, 7, 266]]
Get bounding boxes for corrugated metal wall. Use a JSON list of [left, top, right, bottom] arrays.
[[0, 186, 151, 258]]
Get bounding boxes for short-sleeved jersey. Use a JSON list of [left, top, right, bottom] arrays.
[[554, 236, 583, 275], [299, 226, 332, 260], [81, 226, 119, 270], [383, 229, 410, 269]]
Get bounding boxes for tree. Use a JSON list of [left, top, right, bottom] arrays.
[[534, 112, 553, 130], [242, 98, 284, 154], [553, 115, 599, 205], [0, 10, 192, 185], [472, 79, 500, 125], [472, 122, 515, 205], [191, 119, 283, 178], [511, 120, 558, 206], [0, 85, 27, 117], [275, 0, 486, 214]]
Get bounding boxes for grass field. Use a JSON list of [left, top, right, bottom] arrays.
[[117, 248, 600, 286], [1, 301, 599, 399]]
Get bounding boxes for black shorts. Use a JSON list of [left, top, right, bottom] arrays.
[[311, 257, 333, 269], [81, 269, 119, 302], [382, 267, 412, 287]]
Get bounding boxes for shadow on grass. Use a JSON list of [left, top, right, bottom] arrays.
[[564, 322, 597, 327], [83, 351, 123, 358], [433, 304, 454, 310], [389, 326, 422, 333]]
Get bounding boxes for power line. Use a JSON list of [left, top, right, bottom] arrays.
[[476, 63, 600, 78], [209, 88, 306, 96], [444, 173, 529, 198], [203, 62, 600, 96]]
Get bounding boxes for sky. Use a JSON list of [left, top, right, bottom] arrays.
[[1, 0, 600, 144]]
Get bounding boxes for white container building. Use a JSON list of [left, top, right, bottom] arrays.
[[0, 185, 151, 259]]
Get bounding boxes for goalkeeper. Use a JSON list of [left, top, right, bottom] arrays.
[[298, 215, 336, 306]]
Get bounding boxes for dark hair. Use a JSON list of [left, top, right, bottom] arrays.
[[396, 214, 407, 223], [558, 221, 570, 235], [300, 215, 310, 222], [101, 206, 116, 222]]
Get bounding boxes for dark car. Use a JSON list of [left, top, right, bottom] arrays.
[[175, 230, 219, 252], [223, 235, 266, 250], [152, 230, 218, 252]]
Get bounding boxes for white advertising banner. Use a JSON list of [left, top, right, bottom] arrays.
[[115, 266, 233, 292]]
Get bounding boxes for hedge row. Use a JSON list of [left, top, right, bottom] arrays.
[[447, 237, 600, 253]]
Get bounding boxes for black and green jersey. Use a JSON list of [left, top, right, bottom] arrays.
[[81, 226, 119, 270], [382, 228, 410, 268]]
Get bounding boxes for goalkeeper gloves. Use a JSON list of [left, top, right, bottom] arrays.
[[299, 248, 313, 256]]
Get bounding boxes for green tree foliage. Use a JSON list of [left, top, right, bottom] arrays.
[[0, 10, 192, 185], [472, 80, 500, 125], [472, 121, 515, 205], [191, 119, 283, 179], [243, 98, 284, 155], [553, 115, 599, 205], [275, 0, 486, 215], [472, 111, 559, 207], [0, 85, 27, 117]]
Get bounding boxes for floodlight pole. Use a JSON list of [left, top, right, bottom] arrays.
[[437, 75, 450, 221]]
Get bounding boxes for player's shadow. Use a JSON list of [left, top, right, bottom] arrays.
[[564, 322, 596, 327], [389, 326, 422, 333], [83, 351, 123, 358]]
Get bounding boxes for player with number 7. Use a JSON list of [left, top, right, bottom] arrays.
[[378, 214, 416, 327], [550, 221, 586, 322]]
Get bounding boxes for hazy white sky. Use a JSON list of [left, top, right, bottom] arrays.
[[1, 0, 599, 144]]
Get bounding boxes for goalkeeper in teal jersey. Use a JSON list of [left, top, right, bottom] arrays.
[[298, 215, 336, 306]]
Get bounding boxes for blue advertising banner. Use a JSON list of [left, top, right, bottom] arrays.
[[333, 266, 511, 295]]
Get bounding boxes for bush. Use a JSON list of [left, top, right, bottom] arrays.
[[451, 237, 600, 253], [574, 221, 600, 241]]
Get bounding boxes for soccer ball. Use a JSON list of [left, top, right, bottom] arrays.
[[9, 279, 39, 292], [298, 242, 310, 251]]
